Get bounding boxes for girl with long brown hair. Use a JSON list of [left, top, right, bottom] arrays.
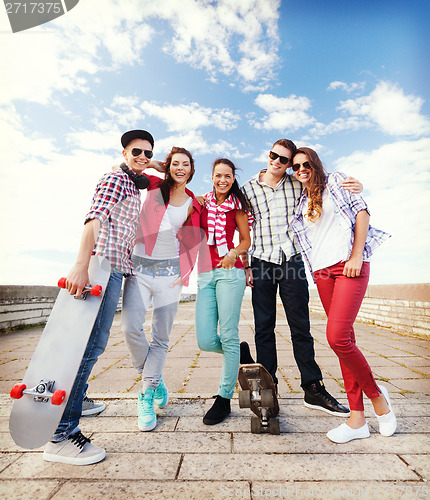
[[291, 147, 396, 443], [122, 146, 202, 433]]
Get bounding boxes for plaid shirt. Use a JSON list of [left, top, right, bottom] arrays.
[[291, 171, 391, 278], [85, 168, 141, 275], [241, 171, 302, 264]]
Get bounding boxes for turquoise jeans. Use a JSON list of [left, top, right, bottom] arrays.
[[195, 267, 246, 399]]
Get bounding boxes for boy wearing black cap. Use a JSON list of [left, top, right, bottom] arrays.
[[43, 130, 157, 465]]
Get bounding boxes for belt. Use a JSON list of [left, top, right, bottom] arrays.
[[132, 255, 180, 277]]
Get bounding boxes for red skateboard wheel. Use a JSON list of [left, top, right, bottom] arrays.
[[10, 383, 26, 399], [58, 277, 67, 288], [90, 285, 102, 296], [51, 390, 66, 405]]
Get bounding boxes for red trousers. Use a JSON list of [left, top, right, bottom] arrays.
[[314, 261, 380, 411]]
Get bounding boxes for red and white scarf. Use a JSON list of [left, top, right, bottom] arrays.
[[204, 191, 254, 256]]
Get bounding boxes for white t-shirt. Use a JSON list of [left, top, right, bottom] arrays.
[[304, 191, 352, 272], [134, 197, 192, 260]]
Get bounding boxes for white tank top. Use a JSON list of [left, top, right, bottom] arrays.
[[304, 191, 351, 272], [135, 197, 192, 260]]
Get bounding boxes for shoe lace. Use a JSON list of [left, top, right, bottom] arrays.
[[318, 385, 338, 405], [69, 431, 90, 450], [139, 392, 154, 415], [154, 382, 165, 396], [83, 396, 94, 404]]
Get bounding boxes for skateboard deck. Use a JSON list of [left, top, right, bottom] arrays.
[[238, 363, 280, 435], [9, 255, 111, 449]]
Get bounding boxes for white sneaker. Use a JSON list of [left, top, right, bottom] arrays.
[[43, 431, 106, 465], [376, 386, 397, 437], [326, 422, 370, 443], [81, 396, 106, 416]]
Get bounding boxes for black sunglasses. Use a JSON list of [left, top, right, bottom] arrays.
[[269, 150, 290, 165], [292, 161, 312, 172], [131, 148, 153, 159]]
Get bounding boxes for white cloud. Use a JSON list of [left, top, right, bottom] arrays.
[[67, 129, 124, 152], [140, 101, 240, 133], [308, 116, 368, 138], [327, 81, 366, 93], [0, 106, 118, 284], [338, 81, 430, 137], [0, 0, 154, 104], [252, 93, 315, 131], [332, 138, 430, 284], [308, 81, 430, 140], [155, 131, 241, 159], [1, 0, 281, 105], [61, 95, 241, 159], [143, 0, 281, 87], [155, 131, 209, 157]]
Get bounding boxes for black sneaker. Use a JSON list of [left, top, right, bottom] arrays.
[[304, 381, 350, 417], [203, 395, 231, 425], [240, 341, 255, 364]]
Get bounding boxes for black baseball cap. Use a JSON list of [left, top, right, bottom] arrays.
[[121, 129, 154, 149]]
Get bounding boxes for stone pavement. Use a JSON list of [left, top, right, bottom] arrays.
[[0, 299, 429, 499]]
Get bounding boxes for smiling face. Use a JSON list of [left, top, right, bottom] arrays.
[[266, 143, 292, 178], [292, 152, 313, 186], [212, 162, 235, 199], [122, 138, 153, 174], [169, 152, 192, 185]]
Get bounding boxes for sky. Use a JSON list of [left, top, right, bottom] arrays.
[[0, 0, 429, 291]]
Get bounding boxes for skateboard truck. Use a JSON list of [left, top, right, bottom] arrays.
[[57, 278, 102, 300], [10, 380, 66, 405], [238, 364, 280, 435]]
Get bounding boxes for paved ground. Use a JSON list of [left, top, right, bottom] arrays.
[[0, 299, 429, 499]]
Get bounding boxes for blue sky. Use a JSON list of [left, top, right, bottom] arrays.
[[1, 0, 429, 288]]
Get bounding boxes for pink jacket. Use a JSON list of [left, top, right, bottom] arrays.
[[134, 175, 204, 286]]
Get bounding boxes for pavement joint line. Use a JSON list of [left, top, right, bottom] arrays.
[[88, 355, 129, 382], [168, 326, 194, 352], [397, 454, 425, 481], [277, 366, 297, 392], [320, 367, 345, 389], [174, 454, 184, 480], [177, 350, 201, 394], [1, 303, 429, 493]]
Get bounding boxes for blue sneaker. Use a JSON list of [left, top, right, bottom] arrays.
[[138, 389, 156, 431], [154, 380, 169, 408]]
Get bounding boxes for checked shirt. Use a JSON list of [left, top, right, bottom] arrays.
[[291, 171, 391, 277], [85, 168, 141, 275], [241, 171, 302, 264]]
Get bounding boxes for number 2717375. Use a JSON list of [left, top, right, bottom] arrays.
[[5, 3, 62, 15]]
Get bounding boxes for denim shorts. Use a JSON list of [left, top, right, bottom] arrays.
[[132, 255, 180, 277]]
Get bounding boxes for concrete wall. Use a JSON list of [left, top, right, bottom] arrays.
[[1, 284, 429, 337], [0, 286, 198, 333], [0, 285, 59, 331], [309, 283, 430, 338]]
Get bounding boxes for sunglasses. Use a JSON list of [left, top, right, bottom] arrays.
[[131, 148, 153, 159], [269, 151, 290, 165], [292, 161, 312, 172]]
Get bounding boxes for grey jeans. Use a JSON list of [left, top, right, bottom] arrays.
[[121, 256, 182, 392]]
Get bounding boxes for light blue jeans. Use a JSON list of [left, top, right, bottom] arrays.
[[195, 267, 246, 399], [52, 272, 124, 441], [121, 256, 182, 392]]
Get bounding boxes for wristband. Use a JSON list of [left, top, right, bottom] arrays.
[[244, 266, 251, 270], [231, 248, 239, 259], [226, 254, 236, 262]]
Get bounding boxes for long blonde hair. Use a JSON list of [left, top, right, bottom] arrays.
[[294, 147, 327, 223]]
